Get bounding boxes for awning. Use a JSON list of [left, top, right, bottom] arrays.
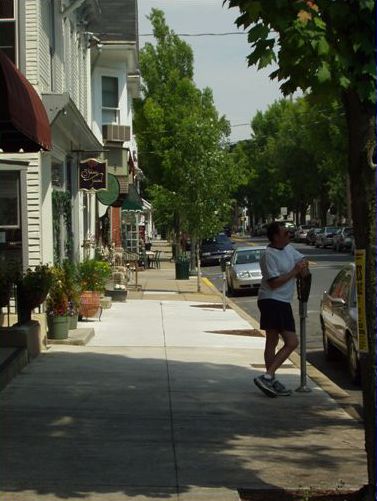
[[0, 50, 52, 152], [121, 183, 143, 212], [42, 93, 102, 151]]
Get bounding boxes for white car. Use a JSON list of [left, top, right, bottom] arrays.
[[294, 225, 311, 242], [226, 246, 265, 295]]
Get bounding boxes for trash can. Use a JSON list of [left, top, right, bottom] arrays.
[[175, 256, 190, 280]]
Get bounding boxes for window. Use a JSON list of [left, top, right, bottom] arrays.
[[51, 161, 65, 188], [102, 76, 119, 124], [329, 268, 353, 303], [235, 250, 262, 265], [0, 171, 20, 228], [0, 0, 16, 63]]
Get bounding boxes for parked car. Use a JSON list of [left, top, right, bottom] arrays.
[[200, 233, 234, 266], [332, 227, 353, 252], [306, 227, 322, 245], [315, 226, 338, 248], [225, 246, 265, 295], [320, 263, 360, 383], [294, 225, 311, 242]]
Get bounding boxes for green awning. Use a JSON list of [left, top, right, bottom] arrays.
[[121, 183, 143, 212]]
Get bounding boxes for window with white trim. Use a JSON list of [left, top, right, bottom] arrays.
[[102, 76, 120, 124], [0, 0, 17, 63]]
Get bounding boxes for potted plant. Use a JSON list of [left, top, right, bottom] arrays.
[[17, 264, 53, 324], [62, 260, 81, 330], [78, 259, 111, 319], [45, 266, 69, 339]]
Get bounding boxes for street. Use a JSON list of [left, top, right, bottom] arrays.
[[202, 236, 363, 419]]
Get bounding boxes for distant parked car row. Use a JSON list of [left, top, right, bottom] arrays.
[[305, 226, 354, 253]]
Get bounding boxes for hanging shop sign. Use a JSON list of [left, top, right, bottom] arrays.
[[79, 158, 107, 191], [96, 174, 120, 206]]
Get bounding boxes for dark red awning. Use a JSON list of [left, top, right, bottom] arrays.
[[0, 50, 52, 152]]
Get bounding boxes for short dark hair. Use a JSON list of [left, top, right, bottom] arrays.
[[267, 221, 283, 242]]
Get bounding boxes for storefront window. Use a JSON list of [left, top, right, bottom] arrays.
[[51, 161, 64, 187], [0, 171, 20, 228], [0, 171, 22, 268]]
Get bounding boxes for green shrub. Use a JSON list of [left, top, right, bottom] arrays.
[[78, 259, 112, 292]]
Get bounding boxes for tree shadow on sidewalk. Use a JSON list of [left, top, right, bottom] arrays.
[[0, 349, 367, 500]]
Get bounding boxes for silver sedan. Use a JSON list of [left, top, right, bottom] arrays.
[[226, 246, 265, 295]]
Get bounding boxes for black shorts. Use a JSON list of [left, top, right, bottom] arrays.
[[258, 299, 296, 332]]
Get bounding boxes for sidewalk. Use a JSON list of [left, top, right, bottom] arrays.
[[0, 241, 367, 500]]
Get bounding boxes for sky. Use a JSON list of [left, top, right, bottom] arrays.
[[138, 0, 284, 143]]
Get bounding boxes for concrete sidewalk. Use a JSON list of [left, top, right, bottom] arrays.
[[0, 242, 367, 500]]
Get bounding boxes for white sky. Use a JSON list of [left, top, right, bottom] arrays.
[[138, 0, 284, 143]]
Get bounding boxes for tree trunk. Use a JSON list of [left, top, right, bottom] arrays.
[[196, 242, 201, 293], [190, 235, 197, 272], [319, 193, 329, 226], [343, 89, 376, 496]]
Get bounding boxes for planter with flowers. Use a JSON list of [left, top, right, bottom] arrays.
[[17, 264, 53, 324], [78, 259, 112, 319], [46, 266, 69, 339]]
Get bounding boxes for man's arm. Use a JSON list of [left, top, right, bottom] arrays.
[[267, 259, 308, 290]]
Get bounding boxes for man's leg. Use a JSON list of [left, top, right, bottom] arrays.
[[266, 330, 298, 377], [264, 329, 280, 371]]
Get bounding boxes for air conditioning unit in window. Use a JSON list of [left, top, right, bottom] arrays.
[[102, 124, 131, 143]]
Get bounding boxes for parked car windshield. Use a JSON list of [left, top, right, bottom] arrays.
[[234, 249, 263, 265]]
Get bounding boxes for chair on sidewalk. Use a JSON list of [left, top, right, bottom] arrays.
[[148, 250, 161, 269]]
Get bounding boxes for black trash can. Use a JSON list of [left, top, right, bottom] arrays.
[[175, 256, 190, 280]]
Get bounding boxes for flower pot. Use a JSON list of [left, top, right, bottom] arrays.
[[79, 291, 101, 318], [47, 315, 69, 340], [68, 314, 79, 330]]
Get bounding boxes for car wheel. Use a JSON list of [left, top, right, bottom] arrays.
[[346, 335, 360, 384], [321, 321, 337, 360]]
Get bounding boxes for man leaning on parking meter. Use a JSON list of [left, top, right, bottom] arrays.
[[254, 221, 309, 398]]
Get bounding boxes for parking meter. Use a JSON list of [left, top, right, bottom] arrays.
[[296, 271, 312, 392]]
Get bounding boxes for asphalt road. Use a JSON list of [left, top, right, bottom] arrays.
[[202, 236, 363, 419]]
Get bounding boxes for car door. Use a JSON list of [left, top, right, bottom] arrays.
[[326, 267, 353, 352]]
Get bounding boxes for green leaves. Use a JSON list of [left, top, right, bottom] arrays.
[[317, 62, 331, 83], [225, 0, 376, 106]]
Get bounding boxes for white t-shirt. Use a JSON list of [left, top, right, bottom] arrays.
[[258, 244, 305, 303]]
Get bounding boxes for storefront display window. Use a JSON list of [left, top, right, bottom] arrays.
[[0, 171, 22, 267], [0, 171, 20, 228]]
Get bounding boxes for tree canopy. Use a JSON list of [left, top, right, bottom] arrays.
[[230, 96, 347, 225], [135, 9, 238, 243]]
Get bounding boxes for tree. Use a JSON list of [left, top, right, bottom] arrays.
[[225, 0, 375, 495], [134, 10, 239, 289], [230, 97, 347, 226]]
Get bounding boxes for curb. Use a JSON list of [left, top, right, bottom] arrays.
[[202, 274, 362, 421]]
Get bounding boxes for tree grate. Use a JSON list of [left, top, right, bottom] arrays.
[[207, 329, 264, 337]]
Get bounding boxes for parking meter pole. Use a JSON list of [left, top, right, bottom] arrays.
[[295, 272, 312, 393], [296, 300, 311, 392]]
